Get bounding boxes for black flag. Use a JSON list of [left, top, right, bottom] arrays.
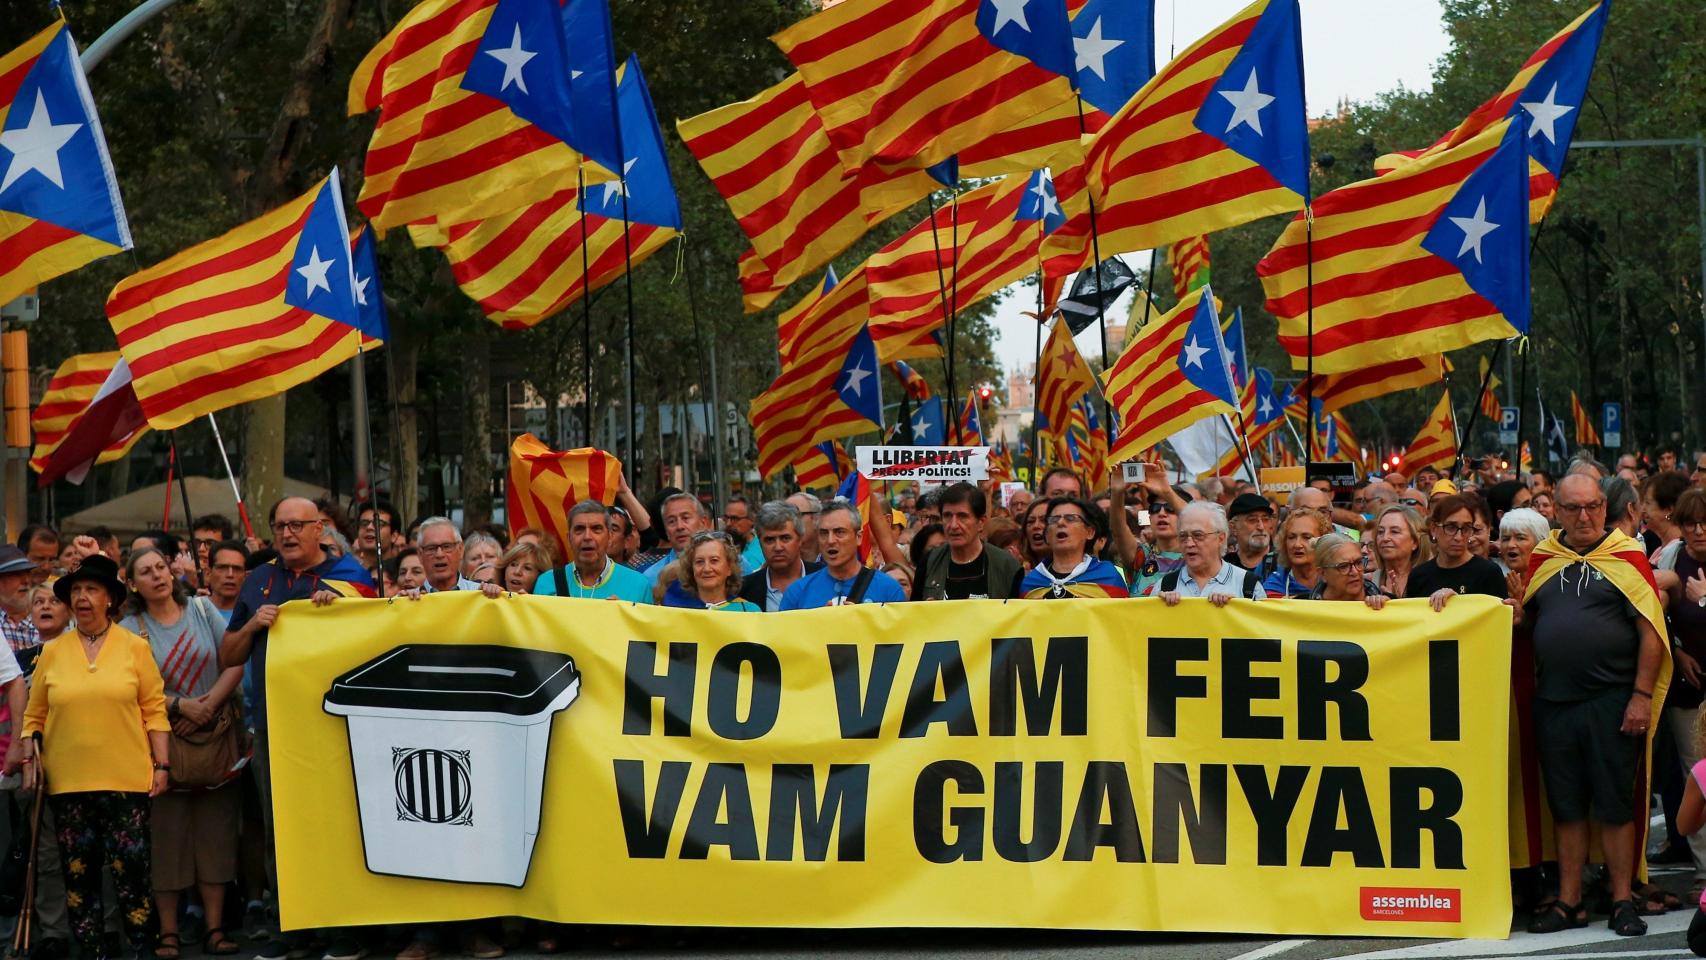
[[1058, 257, 1136, 334]]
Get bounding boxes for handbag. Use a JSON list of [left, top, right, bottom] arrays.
[[139, 600, 252, 789]]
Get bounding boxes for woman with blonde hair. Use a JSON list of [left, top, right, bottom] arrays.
[[665, 533, 760, 612], [1261, 509, 1330, 598], [1372, 506, 1432, 598], [497, 541, 553, 595]]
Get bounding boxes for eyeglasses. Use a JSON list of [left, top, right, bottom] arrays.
[[270, 519, 320, 535], [193, 538, 220, 550], [1557, 501, 1605, 515], [1399, 498, 1423, 507], [1325, 559, 1361, 575], [1434, 522, 1475, 538], [1684, 520, 1706, 533], [1044, 513, 1085, 527], [1178, 530, 1219, 543], [418, 542, 459, 555], [1147, 503, 1174, 515]]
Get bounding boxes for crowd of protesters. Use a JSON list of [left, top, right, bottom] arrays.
[[0, 446, 1701, 956]]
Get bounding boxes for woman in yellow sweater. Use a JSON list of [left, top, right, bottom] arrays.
[[20, 555, 170, 960]]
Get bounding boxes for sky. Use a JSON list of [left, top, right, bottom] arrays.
[[989, 0, 1452, 374]]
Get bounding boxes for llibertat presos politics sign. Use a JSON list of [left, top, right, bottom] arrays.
[[268, 592, 1514, 938], [856, 445, 989, 482]]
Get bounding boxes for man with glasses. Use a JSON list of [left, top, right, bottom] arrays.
[[535, 501, 651, 602], [1020, 497, 1127, 598], [780, 501, 906, 608], [1151, 502, 1265, 604], [1690, 454, 1706, 489], [721, 495, 764, 574], [351, 499, 400, 567], [219, 498, 374, 960], [205, 540, 249, 622], [1224, 494, 1278, 580], [1521, 473, 1668, 936], [411, 517, 482, 593], [785, 491, 825, 563]]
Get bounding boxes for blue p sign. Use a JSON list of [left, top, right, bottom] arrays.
[[1602, 402, 1622, 448], [1498, 406, 1519, 445]]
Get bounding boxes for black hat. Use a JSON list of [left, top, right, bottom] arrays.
[[0, 546, 33, 576], [53, 554, 127, 609], [1227, 493, 1276, 520]]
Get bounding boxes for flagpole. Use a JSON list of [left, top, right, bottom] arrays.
[[161, 439, 176, 530], [169, 433, 203, 591], [1030, 220, 1045, 488], [352, 340, 386, 579], [205, 412, 255, 541], [925, 193, 954, 423], [1227, 411, 1258, 486], [578, 165, 593, 445], [1452, 341, 1504, 479], [947, 185, 962, 443], [1073, 97, 1114, 376], [618, 173, 638, 483], [1304, 205, 1315, 464]]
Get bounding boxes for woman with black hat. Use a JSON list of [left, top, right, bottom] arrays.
[[19, 554, 171, 960]]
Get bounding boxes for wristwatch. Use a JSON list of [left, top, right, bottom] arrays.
[[152, 762, 170, 772]]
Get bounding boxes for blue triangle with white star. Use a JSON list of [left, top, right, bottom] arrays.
[[1176, 288, 1239, 409], [461, 0, 576, 145], [284, 170, 361, 328], [1222, 306, 1250, 391], [821, 264, 839, 295], [1419, 121, 1531, 334], [912, 397, 946, 445], [0, 24, 131, 247], [577, 55, 681, 230], [563, 0, 622, 175], [349, 228, 389, 341], [1254, 367, 1281, 425], [977, 0, 1075, 79], [1509, 3, 1607, 178], [1191, 0, 1310, 200], [1014, 168, 1066, 234], [835, 324, 883, 427], [1072, 0, 1156, 115], [926, 155, 959, 188]]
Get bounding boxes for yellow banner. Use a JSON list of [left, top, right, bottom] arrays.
[[269, 593, 1512, 937]]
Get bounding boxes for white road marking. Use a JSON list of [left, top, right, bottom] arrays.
[[1227, 940, 1312, 960], [1330, 909, 1693, 959]]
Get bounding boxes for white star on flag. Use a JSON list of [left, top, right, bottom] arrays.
[[1448, 197, 1499, 264], [296, 246, 336, 298], [842, 361, 872, 397], [1219, 69, 1275, 136], [1258, 394, 1273, 417], [1519, 82, 1575, 145], [0, 92, 83, 193], [486, 25, 538, 95], [1073, 17, 1123, 80], [1029, 175, 1060, 219], [1181, 336, 1210, 369], [599, 157, 638, 207], [987, 0, 1033, 34], [354, 274, 372, 308]]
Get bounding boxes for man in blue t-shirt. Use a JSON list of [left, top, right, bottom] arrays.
[[535, 500, 652, 602], [779, 500, 905, 608]]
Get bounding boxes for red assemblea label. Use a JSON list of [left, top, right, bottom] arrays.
[[1359, 887, 1462, 922]]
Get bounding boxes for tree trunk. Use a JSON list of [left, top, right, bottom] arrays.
[[392, 334, 421, 525], [242, 395, 287, 515], [460, 323, 494, 528]]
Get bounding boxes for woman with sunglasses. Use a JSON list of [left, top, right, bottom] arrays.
[[1405, 493, 1509, 609], [1308, 534, 1389, 608]]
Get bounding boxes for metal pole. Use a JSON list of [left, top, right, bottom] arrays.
[[1696, 137, 1706, 388], [350, 347, 372, 503], [79, 0, 183, 72]]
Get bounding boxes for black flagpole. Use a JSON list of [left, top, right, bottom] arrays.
[[926, 193, 952, 429], [1304, 206, 1315, 464], [947, 185, 961, 443], [169, 434, 203, 591], [578, 165, 593, 445], [619, 174, 637, 480], [1031, 218, 1045, 482]]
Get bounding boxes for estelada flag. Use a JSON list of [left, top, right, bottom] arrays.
[[30, 352, 148, 485], [1102, 289, 1235, 462], [1293, 355, 1448, 416], [1168, 235, 1210, 303], [793, 439, 853, 491], [0, 21, 132, 304], [1571, 390, 1601, 446], [1478, 356, 1503, 420], [1404, 390, 1457, 475], [505, 434, 622, 557], [1261, 119, 1532, 373], [1374, 2, 1607, 221], [108, 170, 379, 430], [1034, 319, 1097, 457], [772, 0, 1075, 172]]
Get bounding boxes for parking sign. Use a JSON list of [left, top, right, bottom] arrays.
[[1602, 402, 1622, 448], [1498, 406, 1519, 445]]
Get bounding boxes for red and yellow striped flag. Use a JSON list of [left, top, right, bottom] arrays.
[[1034, 320, 1097, 451], [777, 264, 869, 365], [1260, 120, 1524, 373], [866, 175, 1042, 357], [347, 0, 609, 235], [1405, 391, 1458, 475], [1081, 0, 1307, 258], [793, 440, 855, 491], [29, 352, 148, 474], [1215, 416, 1283, 477], [1571, 390, 1601, 446], [1102, 294, 1234, 462], [505, 434, 622, 558], [1168, 236, 1211, 303], [1293, 355, 1448, 416], [751, 315, 882, 479], [1478, 356, 1503, 420], [772, 0, 1075, 171], [107, 179, 380, 431], [420, 187, 676, 329], [1374, 2, 1606, 221], [0, 22, 133, 305]]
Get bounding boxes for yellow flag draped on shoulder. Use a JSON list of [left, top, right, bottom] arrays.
[[1522, 527, 1670, 881]]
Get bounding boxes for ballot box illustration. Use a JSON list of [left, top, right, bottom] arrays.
[[324, 644, 580, 887]]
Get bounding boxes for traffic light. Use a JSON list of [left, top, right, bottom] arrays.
[[1387, 454, 1402, 470], [976, 385, 993, 403]]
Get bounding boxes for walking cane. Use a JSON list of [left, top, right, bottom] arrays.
[[11, 734, 43, 960]]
